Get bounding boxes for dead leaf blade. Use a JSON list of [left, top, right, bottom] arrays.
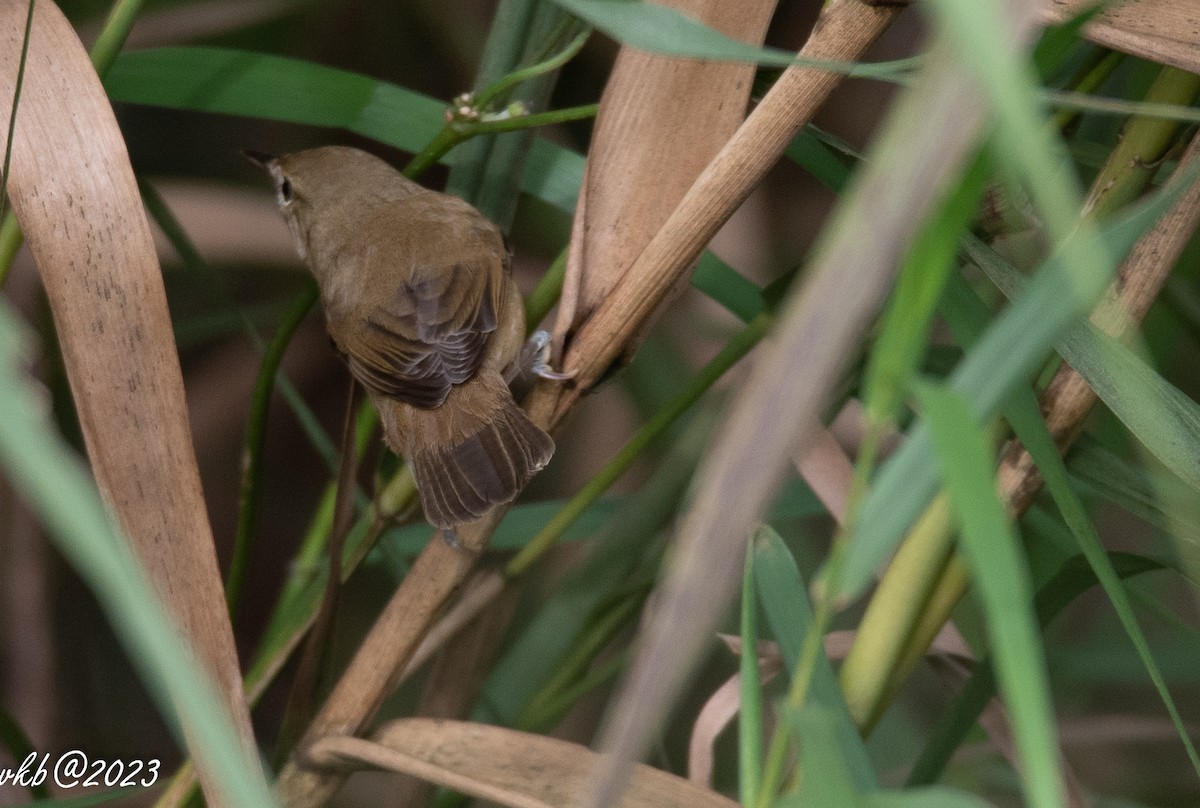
[[0, 5, 257, 805], [306, 719, 740, 808]]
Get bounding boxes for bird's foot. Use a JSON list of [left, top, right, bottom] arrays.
[[506, 330, 574, 396], [440, 527, 469, 555], [524, 330, 574, 381]]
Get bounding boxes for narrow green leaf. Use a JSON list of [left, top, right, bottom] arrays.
[[694, 253, 765, 323], [1004, 385, 1200, 775], [105, 47, 590, 214], [784, 125, 857, 194], [866, 788, 992, 808], [787, 705, 861, 804], [753, 527, 875, 792], [863, 151, 990, 425], [967, 233, 1200, 495], [782, 704, 991, 807], [1031, 5, 1105, 79], [915, 380, 1064, 808], [1067, 438, 1200, 544], [549, 0, 913, 77], [380, 496, 620, 556], [907, 551, 1167, 786], [740, 540, 764, 808], [107, 47, 444, 149]]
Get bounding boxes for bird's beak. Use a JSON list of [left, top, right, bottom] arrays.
[[240, 149, 277, 170]]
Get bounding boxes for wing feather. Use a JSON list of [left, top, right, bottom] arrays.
[[343, 261, 499, 409]]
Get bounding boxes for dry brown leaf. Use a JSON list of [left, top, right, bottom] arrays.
[[555, 0, 777, 359], [689, 641, 783, 787], [0, 5, 256, 806], [1041, 0, 1200, 74], [792, 425, 856, 524], [306, 719, 740, 808]]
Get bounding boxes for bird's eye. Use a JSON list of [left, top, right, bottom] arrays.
[[278, 178, 294, 204]]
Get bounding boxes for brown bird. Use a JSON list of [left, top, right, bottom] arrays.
[[245, 146, 555, 530]]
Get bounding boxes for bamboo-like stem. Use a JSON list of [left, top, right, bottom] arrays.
[[227, 280, 321, 616], [841, 67, 1200, 733]]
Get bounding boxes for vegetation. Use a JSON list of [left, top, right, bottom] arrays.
[[2, 1, 1200, 807]]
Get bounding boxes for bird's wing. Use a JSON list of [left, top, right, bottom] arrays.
[[342, 260, 498, 409]]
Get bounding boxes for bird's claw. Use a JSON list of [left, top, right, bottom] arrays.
[[526, 330, 575, 381], [441, 527, 466, 553]]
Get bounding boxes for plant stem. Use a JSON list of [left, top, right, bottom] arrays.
[[403, 104, 598, 180], [226, 280, 320, 616], [739, 548, 763, 808], [474, 23, 591, 111], [89, 0, 149, 76], [525, 247, 567, 331]]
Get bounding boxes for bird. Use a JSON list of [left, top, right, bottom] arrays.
[[244, 145, 556, 530]]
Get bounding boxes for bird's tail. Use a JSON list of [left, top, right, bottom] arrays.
[[379, 369, 554, 529]]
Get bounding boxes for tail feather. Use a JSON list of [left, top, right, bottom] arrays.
[[380, 369, 554, 528]]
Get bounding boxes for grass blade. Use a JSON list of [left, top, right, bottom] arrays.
[[1004, 383, 1200, 776], [915, 380, 1064, 808], [752, 526, 875, 792], [739, 543, 764, 808], [967, 233, 1200, 495]]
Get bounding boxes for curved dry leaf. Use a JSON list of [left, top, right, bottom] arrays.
[[389, 576, 520, 808], [1041, 0, 1200, 73], [556, 0, 777, 357], [306, 719, 740, 808], [0, 4, 255, 804], [792, 425, 856, 524], [689, 641, 782, 787]]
